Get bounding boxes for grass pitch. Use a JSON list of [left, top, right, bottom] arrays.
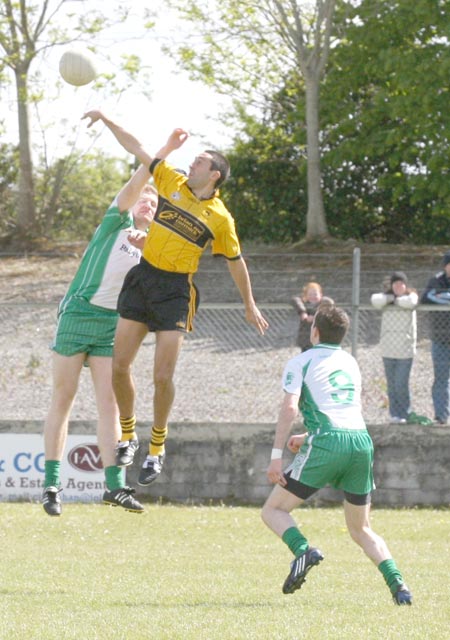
[[1, 503, 449, 639]]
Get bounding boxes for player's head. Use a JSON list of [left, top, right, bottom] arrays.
[[204, 150, 230, 187], [311, 303, 349, 345], [132, 184, 158, 231], [188, 150, 230, 191]]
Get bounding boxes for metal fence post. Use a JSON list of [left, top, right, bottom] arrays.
[[351, 247, 361, 358]]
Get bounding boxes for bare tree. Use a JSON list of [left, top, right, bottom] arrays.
[[166, 0, 338, 239], [0, 0, 131, 239], [269, 1, 335, 238]]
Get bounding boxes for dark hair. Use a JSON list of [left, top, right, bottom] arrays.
[[313, 305, 349, 345], [205, 150, 230, 188], [390, 271, 407, 286]]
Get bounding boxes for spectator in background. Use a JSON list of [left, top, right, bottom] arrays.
[[420, 251, 450, 425], [371, 272, 418, 424], [291, 282, 323, 351]]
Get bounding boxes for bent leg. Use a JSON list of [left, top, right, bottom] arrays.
[[344, 499, 409, 600], [262, 484, 323, 594], [44, 352, 85, 460], [261, 484, 304, 537], [344, 500, 392, 564]]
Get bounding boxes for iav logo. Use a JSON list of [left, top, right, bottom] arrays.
[[68, 444, 103, 472]]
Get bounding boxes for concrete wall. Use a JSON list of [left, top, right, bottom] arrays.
[[3, 420, 449, 507]]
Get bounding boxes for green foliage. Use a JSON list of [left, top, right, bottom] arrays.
[[320, 0, 450, 243], [224, 150, 307, 244], [0, 0, 147, 241], [222, 85, 308, 243], [33, 152, 131, 242], [219, 0, 450, 244]]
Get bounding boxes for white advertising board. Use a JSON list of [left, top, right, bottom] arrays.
[[0, 434, 106, 503]]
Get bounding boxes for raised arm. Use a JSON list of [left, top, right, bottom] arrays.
[[116, 164, 152, 213], [116, 126, 189, 213], [82, 110, 189, 168]]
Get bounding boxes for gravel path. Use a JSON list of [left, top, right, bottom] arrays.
[[0, 305, 436, 425], [0, 253, 438, 426]]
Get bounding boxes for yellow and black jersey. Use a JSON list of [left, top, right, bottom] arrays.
[[142, 160, 241, 274]]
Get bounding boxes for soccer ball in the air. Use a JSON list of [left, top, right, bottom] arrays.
[[59, 50, 97, 87]]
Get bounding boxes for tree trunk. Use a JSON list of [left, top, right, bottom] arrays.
[[15, 68, 36, 233], [304, 75, 328, 239]]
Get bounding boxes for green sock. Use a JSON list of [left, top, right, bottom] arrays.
[[105, 465, 125, 491], [378, 559, 404, 593], [282, 526, 309, 557], [44, 460, 61, 488]]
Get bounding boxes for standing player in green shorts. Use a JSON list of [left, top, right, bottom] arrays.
[[42, 164, 158, 516], [261, 303, 412, 605]]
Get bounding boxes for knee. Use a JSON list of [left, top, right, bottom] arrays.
[[52, 387, 77, 409], [52, 378, 78, 405], [154, 368, 174, 390], [112, 358, 130, 378], [347, 524, 370, 548], [260, 501, 273, 526]]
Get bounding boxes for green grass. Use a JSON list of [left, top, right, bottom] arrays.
[[1, 503, 449, 640]]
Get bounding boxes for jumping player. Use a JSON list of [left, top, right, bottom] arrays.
[[82, 110, 268, 487], [42, 165, 157, 516]]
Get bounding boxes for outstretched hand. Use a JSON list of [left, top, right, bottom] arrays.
[[167, 128, 190, 150], [127, 229, 147, 251], [82, 110, 104, 128], [245, 304, 269, 336]]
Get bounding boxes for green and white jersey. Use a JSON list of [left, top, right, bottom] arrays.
[[59, 197, 141, 312], [282, 343, 366, 432]]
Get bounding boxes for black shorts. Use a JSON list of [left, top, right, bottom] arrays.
[[117, 258, 199, 332], [283, 472, 371, 506]]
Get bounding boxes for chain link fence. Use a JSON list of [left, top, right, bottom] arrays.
[[0, 297, 446, 425]]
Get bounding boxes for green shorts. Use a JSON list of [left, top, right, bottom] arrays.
[[285, 429, 374, 496], [52, 297, 119, 357]]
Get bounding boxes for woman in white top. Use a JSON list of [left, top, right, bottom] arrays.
[[371, 271, 418, 424]]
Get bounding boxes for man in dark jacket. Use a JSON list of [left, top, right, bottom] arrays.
[[420, 250, 450, 425]]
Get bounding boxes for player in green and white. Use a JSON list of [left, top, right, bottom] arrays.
[[261, 302, 412, 605], [42, 164, 157, 516]]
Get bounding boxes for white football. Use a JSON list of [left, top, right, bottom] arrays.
[[59, 50, 97, 86]]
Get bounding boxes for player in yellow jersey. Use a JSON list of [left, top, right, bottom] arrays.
[[83, 110, 269, 485]]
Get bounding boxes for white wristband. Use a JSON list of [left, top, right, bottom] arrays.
[[271, 448, 283, 460]]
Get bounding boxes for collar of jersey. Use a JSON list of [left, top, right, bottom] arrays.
[[313, 343, 341, 350], [186, 184, 218, 201]]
